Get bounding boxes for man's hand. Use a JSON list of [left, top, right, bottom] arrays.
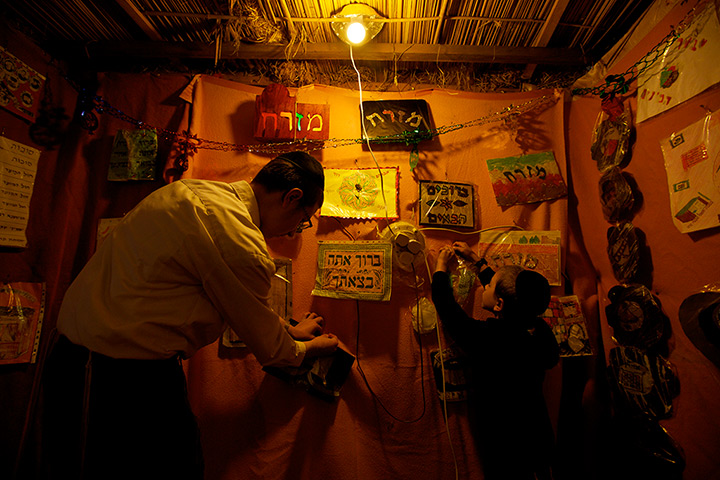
[[304, 334, 339, 358], [288, 312, 325, 340]]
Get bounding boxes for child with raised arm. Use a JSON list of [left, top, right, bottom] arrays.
[[432, 241, 560, 480]]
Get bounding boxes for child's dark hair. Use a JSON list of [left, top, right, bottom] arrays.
[[252, 151, 324, 207], [494, 266, 551, 318]]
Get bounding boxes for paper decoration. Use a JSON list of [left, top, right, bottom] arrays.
[[0, 46, 45, 122], [660, 111, 720, 233], [0, 282, 45, 364], [418, 180, 475, 228], [599, 167, 635, 223], [108, 129, 157, 181], [542, 295, 593, 357], [254, 83, 329, 141], [591, 98, 632, 172], [223, 258, 293, 348], [312, 241, 392, 301], [607, 222, 641, 284], [321, 167, 399, 219], [0, 136, 41, 248], [486, 151, 567, 206], [477, 230, 561, 286], [637, 1, 720, 122], [361, 99, 433, 142]]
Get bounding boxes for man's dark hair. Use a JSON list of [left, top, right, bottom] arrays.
[[252, 151, 324, 207]]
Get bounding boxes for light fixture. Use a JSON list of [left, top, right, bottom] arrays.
[[331, 3, 385, 47]]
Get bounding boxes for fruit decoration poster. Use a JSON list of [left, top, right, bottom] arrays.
[[477, 230, 562, 286], [312, 241, 392, 301], [0, 135, 41, 248], [637, 1, 720, 122], [0, 46, 45, 122], [486, 151, 567, 206], [541, 295, 593, 357], [0, 282, 45, 365], [660, 110, 720, 233], [418, 180, 475, 228], [321, 167, 399, 219]]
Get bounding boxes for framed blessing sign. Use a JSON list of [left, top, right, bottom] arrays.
[[419, 180, 475, 229]]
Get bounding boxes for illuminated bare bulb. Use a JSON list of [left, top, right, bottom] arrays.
[[346, 21, 367, 44]]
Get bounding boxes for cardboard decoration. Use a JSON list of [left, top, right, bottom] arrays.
[[660, 110, 720, 233], [607, 222, 640, 284], [0, 282, 45, 365], [312, 241, 392, 301], [418, 180, 475, 229], [254, 83, 329, 141], [477, 230, 562, 286], [321, 167, 400, 219], [637, 1, 720, 123], [541, 295, 593, 357], [0, 46, 45, 122], [486, 151, 567, 206], [361, 99, 433, 142]]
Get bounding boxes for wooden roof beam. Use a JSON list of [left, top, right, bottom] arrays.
[[522, 0, 572, 79], [81, 41, 587, 65], [114, 0, 163, 41]]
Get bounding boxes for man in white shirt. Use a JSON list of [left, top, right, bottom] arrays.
[[42, 152, 338, 479]]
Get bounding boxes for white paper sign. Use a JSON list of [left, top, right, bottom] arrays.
[[637, 2, 720, 122], [0, 136, 41, 247]]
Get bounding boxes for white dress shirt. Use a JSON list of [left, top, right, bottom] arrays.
[[57, 180, 306, 365]]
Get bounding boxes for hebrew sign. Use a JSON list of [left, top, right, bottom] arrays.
[[419, 180, 475, 228], [361, 99, 433, 142], [486, 151, 567, 206], [255, 83, 329, 141], [0, 46, 45, 122], [312, 241, 392, 301]]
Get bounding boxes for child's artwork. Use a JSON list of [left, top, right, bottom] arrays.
[[637, 1, 720, 122], [486, 151, 567, 206], [660, 111, 720, 233], [321, 167, 399, 219], [361, 100, 433, 143], [477, 230, 561, 286], [541, 295, 593, 357], [418, 180, 475, 229], [0, 282, 45, 364], [312, 241, 392, 301]]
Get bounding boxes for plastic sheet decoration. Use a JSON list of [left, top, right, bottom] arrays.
[[660, 109, 720, 233], [321, 167, 399, 219], [591, 96, 633, 172], [605, 284, 668, 351], [607, 346, 679, 419], [599, 167, 635, 223], [606, 222, 640, 284]]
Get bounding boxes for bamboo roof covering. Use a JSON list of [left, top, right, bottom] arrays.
[[0, 0, 656, 91]]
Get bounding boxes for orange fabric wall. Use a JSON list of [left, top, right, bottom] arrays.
[[176, 76, 569, 480], [566, 2, 720, 478]]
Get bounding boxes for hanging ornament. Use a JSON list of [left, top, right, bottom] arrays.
[[73, 86, 98, 132]]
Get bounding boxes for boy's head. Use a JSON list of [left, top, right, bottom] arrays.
[[482, 265, 551, 318]]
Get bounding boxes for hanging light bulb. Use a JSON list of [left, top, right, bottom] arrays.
[[346, 21, 367, 45], [331, 4, 384, 47]]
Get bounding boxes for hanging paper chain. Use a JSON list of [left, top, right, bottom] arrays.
[[572, 0, 710, 98]]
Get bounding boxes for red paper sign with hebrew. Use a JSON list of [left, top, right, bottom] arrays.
[[254, 83, 329, 141]]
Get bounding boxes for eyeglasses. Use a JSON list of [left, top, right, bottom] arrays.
[[295, 206, 313, 233]]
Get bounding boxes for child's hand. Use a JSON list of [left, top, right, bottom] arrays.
[[435, 245, 455, 273], [452, 241, 480, 263]]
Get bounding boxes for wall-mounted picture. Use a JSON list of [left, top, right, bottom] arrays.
[[419, 180, 475, 229], [486, 151, 567, 207], [321, 167, 399, 219]]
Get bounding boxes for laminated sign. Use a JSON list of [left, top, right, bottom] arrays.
[[0, 136, 41, 248], [312, 241, 392, 301], [108, 129, 157, 181]]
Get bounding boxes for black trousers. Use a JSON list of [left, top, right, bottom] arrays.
[[41, 333, 204, 480]]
